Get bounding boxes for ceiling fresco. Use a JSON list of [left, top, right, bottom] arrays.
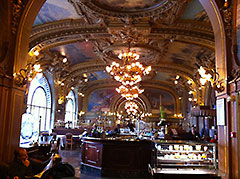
[[159, 42, 212, 67], [153, 72, 174, 81], [49, 42, 97, 65], [180, 0, 204, 20], [33, 0, 79, 26], [93, 0, 164, 11], [87, 71, 110, 82]]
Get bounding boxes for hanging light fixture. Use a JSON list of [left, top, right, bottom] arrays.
[[106, 49, 151, 100], [125, 101, 139, 115], [116, 85, 144, 100], [106, 51, 151, 86]]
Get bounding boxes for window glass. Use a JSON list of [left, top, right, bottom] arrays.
[[65, 91, 76, 128], [20, 73, 52, 147]]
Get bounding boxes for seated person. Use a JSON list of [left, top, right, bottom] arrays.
[[8, 147, 50, 179], [188, 126, 200, 141], [200, 127, 209, 139], [127, 122, 135, 132], [113, 124, 121, 135]]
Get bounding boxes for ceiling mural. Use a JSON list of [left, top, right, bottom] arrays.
[[33, 0, 79, 26], [49, 42, 97, 65], [180, 0, 204, 20], [93, 0, 164, 11], [144, 88, 175, 115], [88, 89, 117, 112], [160, 42, 212, 68], [87, 71, 110, 82], [153, 72, 174, 81]]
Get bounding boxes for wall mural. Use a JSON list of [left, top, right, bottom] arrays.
[[88, 89, 117, 112], [33, 0, 79, 26], [144, 88, 175, 115], [49, 42, 97, 65]]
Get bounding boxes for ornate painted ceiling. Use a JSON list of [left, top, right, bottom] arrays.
[[30, 0, 215, 114]]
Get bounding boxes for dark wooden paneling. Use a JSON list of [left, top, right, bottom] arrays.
[[81, 138, 152, 176]]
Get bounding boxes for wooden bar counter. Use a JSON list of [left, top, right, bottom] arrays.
[[80, 137, 152, 177]]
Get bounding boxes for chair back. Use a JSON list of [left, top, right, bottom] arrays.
[[65, 133, 73, 140], [65, 133, 73, 150]]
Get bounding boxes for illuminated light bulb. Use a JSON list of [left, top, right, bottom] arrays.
[[189, 91, 193, 94], [205, 73, 212, 81], [200, 78, 207, 85], [34, 50, 39, 56], [198, 66, 206, 76], [33, 64, 42, 72], [63, 57, 68, 63], [115, 76, 120, 81], [176, 75, 180, 80], [174, 80, 178, 84], [187, 80, 192, 85]]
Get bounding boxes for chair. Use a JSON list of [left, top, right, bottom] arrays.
[[65, 133, 73, 150]]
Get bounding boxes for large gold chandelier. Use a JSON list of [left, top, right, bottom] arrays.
[[116, 85, 144, 100], [125, 101, 139, 115], [106, 50, 151, 100], [106, 51, 151, 86]]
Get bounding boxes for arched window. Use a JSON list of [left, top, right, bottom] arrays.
[[65, 90, 76, 128], [20, 73, 52, 147]]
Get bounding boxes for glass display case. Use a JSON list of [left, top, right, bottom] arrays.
[[150, 140, 218, 175]]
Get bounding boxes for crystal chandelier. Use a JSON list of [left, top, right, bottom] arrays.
[[116, 85, 144, 100], [106, 50, 151, 100], [125, 101, 138, 115], [106, 51, 151, 86]]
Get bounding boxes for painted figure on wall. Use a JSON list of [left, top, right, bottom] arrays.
[[88, 89, 116, 112], [144, 88, 175, 115]]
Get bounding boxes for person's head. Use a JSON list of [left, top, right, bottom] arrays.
[[14, 147, 28, 161], [191, 126, 196, 134], [117, 124, 120, 128]]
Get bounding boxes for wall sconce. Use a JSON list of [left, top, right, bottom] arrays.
[[198, 66, 225, 92], [14, 62, 42, 87]]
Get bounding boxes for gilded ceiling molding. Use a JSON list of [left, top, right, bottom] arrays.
[[151, 28, 214, 44], [30, 20, 109, 50], [29, 19, 215, 53]]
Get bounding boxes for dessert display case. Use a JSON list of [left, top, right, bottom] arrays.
[[149, 140, 218, 176]]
